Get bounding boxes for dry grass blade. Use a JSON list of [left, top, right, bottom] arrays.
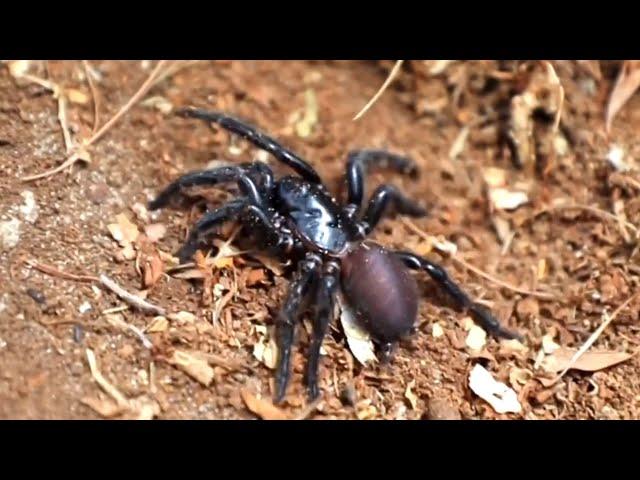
[[86, 348, 129, 410], [399, 218, 557, 300], [82, 60, 101, 134], [25, 258, 99, 283], [550, 292, 639, 384], [605, 60, 640, 134], [99, 274, 166, 316], [22, 60, 172, 182], [353, 60, 403, 120]]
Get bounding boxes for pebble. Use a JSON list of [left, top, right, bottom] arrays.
[[0, 218, 21, 251], [70, 361, 85, 376], [426, 397, 461, 420], [19, 190, 39, 223]]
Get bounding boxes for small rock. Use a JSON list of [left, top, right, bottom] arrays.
[[70, 360, 85, 376], [0, 338, 7, 350], [78, 301, 92, 314], [19, 191, 39, 223], [340, 382, 358, 407], [26, 288, 46, 305], [73, 324, 84, 343], [87, 182, 111, 205], [0, 218, 21, 251], [426, 397, 461, 420]]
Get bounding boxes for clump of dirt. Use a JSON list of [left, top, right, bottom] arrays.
[[2, 60, 640, 420]]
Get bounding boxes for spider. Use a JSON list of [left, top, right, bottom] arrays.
[[149, 107, 522, 404]]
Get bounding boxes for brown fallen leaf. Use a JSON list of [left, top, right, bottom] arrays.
[[108, 213, 140, 247], [540, 348, 635, 374], [142, 252, 164, 288], [167, 349, 215, 386], [605, 60, 640, 134], [241, 389, 289, 420]]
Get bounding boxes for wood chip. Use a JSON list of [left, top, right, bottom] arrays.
[[241, 389, 289, 420], [540, 348, 635, 374], [167, 349, 215, 386]]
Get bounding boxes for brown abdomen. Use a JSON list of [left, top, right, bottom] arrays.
[[341, 242, 419, 343]]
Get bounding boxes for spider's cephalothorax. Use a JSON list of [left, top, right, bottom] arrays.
[[150, 107, 522, 403]]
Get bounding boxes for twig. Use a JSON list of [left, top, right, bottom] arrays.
[[541, 61, 565, 176], [82, 60, 101, 135], [85, 348, 129, 410], [523, 203, 638, 236], [550, 292, 640, 384], [99, 274, 166, 316], [353, 60, 404, 121], [22, 60, 172, 182], [25, 259, 99, 283], [400, 218, 557, 300]]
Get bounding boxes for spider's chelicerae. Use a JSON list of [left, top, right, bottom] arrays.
[[150, 107, 522, 403]]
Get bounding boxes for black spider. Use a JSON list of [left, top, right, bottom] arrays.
[[149, 107, 522, 404]]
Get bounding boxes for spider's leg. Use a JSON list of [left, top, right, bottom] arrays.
[[175, 199, 245, 262], [177, 202, 285, 262], [345, 150, 418, 213], [274, 255, 320, 404], [359, 184, 426, 235], [176, 107, 322, 184], [393, 251, 523, 341], [304, 267, 339, 401], [148, 166, 266, 211]]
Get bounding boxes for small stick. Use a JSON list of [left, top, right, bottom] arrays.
[[99, 274, 166, 316], [353, 60, 404, 121], [22, 60, 172, 182], [550, 292, 639, 384], [86, 348, 129, 410], [82, 60, 101, 135], [25, 259, 99, 283], [399, 218, 557, 300]]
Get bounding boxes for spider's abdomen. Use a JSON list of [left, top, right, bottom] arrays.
[[340, 242, 419, 343]]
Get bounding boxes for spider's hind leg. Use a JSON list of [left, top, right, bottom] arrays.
[[359, 184, 427, 236], [393, 250, 523, 341]]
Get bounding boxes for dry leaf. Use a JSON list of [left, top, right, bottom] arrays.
[[241, 389, 289, 420], [469, 364, 522, 414], [146, 316, 168, 333], [337, 295, 377, 365], [405, 380, 418, 410], [540, 348, 634, 374], [605, 60, 640, 133], [488, 188, 529, 211], [8, 60, 31, 78], [144, 223, 166, 243], [482, 167, 508, 188], [542, 331, 560, 355], [509, 368, 533, 390], [432, 323, 444, 338], [249, 252, 286, 276], [81, 396, 122, 418], [465, 325, 487, 352], [253, 327, 278, 369], [143, 252, 164, 288], [168, 311, 197, 323], [167, 349, 215, 386], [295, 89, 318, 138], [65, 88, 89, 104], [108, 213, 140, 246]]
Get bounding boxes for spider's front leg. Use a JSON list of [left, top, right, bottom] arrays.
[[359, 184, 426, 236], [148, 165, 267, 211], [274, 254, 321, 404], [344, 149, 418, 215], [176, 107, 323, 184], [394, 251, 523, 341], [304, 267, 339, 401]]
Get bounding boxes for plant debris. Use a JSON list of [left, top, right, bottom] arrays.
[[469, 364, 522, 414]]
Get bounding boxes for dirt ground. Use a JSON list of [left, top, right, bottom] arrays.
[[2, 60, 640, 420]]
